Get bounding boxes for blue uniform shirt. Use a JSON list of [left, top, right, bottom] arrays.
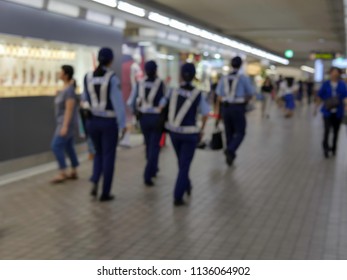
[[166, 87, 210, 116], [216, 71, 255, 102], [318, 80, 347, 119], [82, 74, 126, 129]]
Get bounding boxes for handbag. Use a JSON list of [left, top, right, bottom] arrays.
[[210, 119, 223, 150], [324, 96, 340, 111]]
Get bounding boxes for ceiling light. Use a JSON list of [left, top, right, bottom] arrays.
[[148, 12, 170, 25], [301, 65, 315, 73], [200, 30, 213, 40], [203, 51, 209, 57], [5, 0, 44, 8], [92, 0, 117, 8], [186, 25, 201, 36], [86, 10, 111, 25], [47, 1, 80, 17], [118, 1, 145, 17], [169, 19, 187, 31], [214, 53, 221, 59]]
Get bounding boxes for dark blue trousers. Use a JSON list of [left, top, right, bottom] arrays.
[[86, 117, 118, 197], [222, 103, 247, 157], [139, 114, 162, 182], [169, 132, 199, 201]]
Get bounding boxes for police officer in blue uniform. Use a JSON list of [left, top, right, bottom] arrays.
[[82, 47, 126, 202], [216, 56, 255, 166], [129, 61, 166, 186], [165, 63, 210, 206]]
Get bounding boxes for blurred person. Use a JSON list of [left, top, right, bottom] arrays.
[[216, 56, 255, 166], [165, 63, 209, 206], [82, 47, 126, 202], [315, 67, 347, 158], [297, 80, 304, 103], [128, 60, 166, 187], [50, 65, 79, 183], [261, 77, 274, 118], [278, 77, 297, 118], [306, 78, 315, 104]]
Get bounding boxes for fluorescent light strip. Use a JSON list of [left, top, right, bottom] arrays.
[[186, 25, 201, 36], [47, 1, 80, 17], [148, 12, 170, 25], [118, 1, 145, 17], [5, 0, 44, 8], [169, 19, 187, 31], [301, 65, 315, 73], [92, 0, 117, 8], [145, 12, 289, 64], [86, 10, 111, 25]]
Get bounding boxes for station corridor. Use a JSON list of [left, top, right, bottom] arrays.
[[1, 105, 347, 260]]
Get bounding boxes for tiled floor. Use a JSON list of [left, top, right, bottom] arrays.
[[1, 103, 347, 260]]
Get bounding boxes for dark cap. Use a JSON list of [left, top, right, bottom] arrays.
[[231, 56, 243, 69], [98, 47, 114, 65], [181, 63, 196, 82], [145, 60, 157, 76]]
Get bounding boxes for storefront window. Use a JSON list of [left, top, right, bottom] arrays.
[[0, 34, 98, 97]]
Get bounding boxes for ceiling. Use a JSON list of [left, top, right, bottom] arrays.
[[131, 0, 345, 64]]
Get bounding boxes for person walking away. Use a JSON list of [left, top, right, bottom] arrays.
[[314, 67, 347, 158], [297, 80, 304, 103], [261, 77, 274, 118], [278, 77, 297, 118], [82, 48, 126, 202], [128, 60, 166, 187], [51, 65, 79, 183], [306, 78, 314, 105], [165, 63, 209, 206], [216, 56, 255, 166]]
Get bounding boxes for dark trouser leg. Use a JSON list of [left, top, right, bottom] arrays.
[[229, 106, 246, 156], [101, 121, 118, 197], [170, 133, 198, 201], [331, 114, 341, 153], [222, 106, 235, 155], [147, 130, 162, 179], [87, 120, 103, 185], [322, 117, 332, 154], [140, 117, 150, 161]]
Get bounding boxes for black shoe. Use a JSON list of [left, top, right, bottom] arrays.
[[330, 148, 336, 157], [145, 180, 155, 187], [100, 195, 115, 202], [90, 184, 98, 197], [225, 152, 236, 166], [324, 150, 330, 159], [174, 199, 185, 206]]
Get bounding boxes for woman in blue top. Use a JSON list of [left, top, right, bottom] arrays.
[[315, 67, 347, 158], [51, 65, 79, 183]]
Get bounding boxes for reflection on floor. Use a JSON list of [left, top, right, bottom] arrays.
[[1, 104, 347, 260]]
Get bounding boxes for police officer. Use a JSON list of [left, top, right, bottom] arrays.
[[129, 60, 166, 186], [165, 63, 209, 206], [216, 56, 255, 166], [82, 47, 126, 202]]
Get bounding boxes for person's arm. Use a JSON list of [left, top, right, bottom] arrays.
[[109, 76, 127, 136], [127, 83, 139, 113], [60, 90, 76, 137], [215, 78, 224, 116], [199, 95, 210, 140], [314, 83, 325, 116], [158, 82, 168, 111], [243, 76, 256, 101]]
